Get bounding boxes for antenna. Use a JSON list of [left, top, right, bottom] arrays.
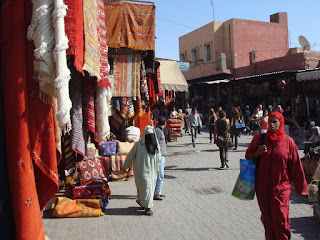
[[298, 35, 311, 51], [210, 0, 215, 22]]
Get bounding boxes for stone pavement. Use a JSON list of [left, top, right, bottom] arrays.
[[43, 129, 320, 240]]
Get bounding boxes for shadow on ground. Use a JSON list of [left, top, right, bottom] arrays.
[[109, 195, 137, 200], [290, 216, 320, 239], [104, 207, 144, 216]]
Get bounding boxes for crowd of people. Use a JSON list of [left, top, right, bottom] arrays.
[[125, 102, 312, 239]]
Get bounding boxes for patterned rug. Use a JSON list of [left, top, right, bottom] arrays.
[[104, 1, 155, 50], [112, 53, 141, 97], [83, 0, 100, 79], [97, 0, 111, 88]]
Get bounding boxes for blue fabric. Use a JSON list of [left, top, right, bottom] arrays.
[[154, 156, 165, 195], [191, 126, 197, 146]]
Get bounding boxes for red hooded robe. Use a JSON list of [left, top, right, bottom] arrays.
[[246, 111, 308, 240]]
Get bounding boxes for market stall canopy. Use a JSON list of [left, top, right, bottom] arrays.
[[296, 69, 320, 81], [158, 60, 188, 92]]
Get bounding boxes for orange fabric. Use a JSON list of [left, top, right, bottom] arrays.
[[135, 109, 151, 139], [1, 0, 46, 239], [104, 2, 123, 48], [52, 197, 104, 218], [104, 2, 155, 50]]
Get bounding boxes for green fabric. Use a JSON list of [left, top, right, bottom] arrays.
[[124, 125, 161, 208], [216, 119, 228, 138]]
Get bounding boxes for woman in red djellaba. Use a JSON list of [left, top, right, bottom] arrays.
[[245, 111, 308, 240]]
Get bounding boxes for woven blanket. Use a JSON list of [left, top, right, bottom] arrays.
[[104, 2, 155, 50], [52, 197, 104, 218], [120, 97, 128, 118], [65, 0, 84, 73], [97, 0, 111, 88], [112, 53, 141, 97], [154, 61, 162, 96], [132, 96, 143, 123], [70, 66, 87, 156], [135, 108, 151, 139], [147, 72, 156, 108], [95, 86, 111, 142], [3, 1, 48, 238], [82, 77, 96, 135], [83, 0, 101, 79], [104, 2, 123, 48]]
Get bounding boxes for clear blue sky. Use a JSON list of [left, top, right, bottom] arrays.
[[153, 0, 320, 60]]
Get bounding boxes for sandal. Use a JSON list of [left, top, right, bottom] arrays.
[[153, 195, 163, 200]]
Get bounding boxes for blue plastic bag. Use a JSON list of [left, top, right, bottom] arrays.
[[231, 159, 256, 200]]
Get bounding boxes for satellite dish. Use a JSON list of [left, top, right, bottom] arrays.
[[298, 35, 310, 51]]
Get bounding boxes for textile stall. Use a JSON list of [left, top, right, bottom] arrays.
[[0, 1, 158, 236]]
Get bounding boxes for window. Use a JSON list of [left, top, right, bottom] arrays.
[[204, 43, 212, 62], [179, 53, 186, 62], [191, 48, 198, 66]]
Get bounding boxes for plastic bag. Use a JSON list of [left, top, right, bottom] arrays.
[[232, 159, 256, 200]]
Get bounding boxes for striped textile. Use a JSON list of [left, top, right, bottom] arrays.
[[82, 77, 96, 135], [99, 155, 133, 181], [112, 53, 141, 97], [97, 0, 111, 88], [83, 0, 100, 79], [70, 66, 87, 156]]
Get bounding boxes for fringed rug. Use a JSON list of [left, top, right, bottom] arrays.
[[65, 0, 84, 73], [83, 0, 100, 79], [112, 53, 141, 97]]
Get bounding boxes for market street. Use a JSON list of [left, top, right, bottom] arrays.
[[43, 130, 320, 240]]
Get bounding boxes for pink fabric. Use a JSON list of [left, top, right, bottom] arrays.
[[82, 77, 96, 135], [76, 157, 105, 185]]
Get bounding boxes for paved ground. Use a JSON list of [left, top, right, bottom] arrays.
[[43, 128, 320, 240]]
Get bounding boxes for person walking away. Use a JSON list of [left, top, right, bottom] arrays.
[[282, 106, 293, 136], [250, 107, 261, 137], [189, 108, 202, 147], [214, 111, 230, 168], [177, 109, 186, 136], [154, 116, 168, 200], [230, 107, 242, 150], [208, 108, 217, 143], [245, 111, 308, 239], [244, 105, 251, 135], [197, 108, 203, 134], [259, 109, 269, 134], [170, 106, 177, 119], [258, 104, 263, 118], [123, 126, 162, 216], [184, 104, 192, 134]]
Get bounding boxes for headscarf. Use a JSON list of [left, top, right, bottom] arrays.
[[265, 111, 286, 143], [145, 133, 158, 155]]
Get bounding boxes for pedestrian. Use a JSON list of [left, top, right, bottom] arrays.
[[170, 106, 177, 119], [245, 111, 308, 239], [302, 126, 320, 159], [230, 107, 243, 150], [197, 108, 203, 134], [208, 108, 217, 143], [250, 107, 260, 136], [123, 125, 162, 216], [214, 110, 230, 168], [258, 104, 263, 117], [154, 116, 168, 200], [177, 109, 186, 136], [259, 109, 269, 134], [189, 107, 202, 147], [184, 103, 192, 134], [216, 106, 222, 120], [282, 106, 293, 136], [244, 105, 251, 135]]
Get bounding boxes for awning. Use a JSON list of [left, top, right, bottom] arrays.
[[296, 69, 320, 81], [158, 60, 188, 92]]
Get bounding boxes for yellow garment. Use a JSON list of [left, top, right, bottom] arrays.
[[52, 197, 104, 218]]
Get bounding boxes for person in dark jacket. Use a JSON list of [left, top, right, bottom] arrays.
[[154, 116, 168, 200]]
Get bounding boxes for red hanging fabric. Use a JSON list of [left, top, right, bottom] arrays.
[[1, 0, 46, 239]]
